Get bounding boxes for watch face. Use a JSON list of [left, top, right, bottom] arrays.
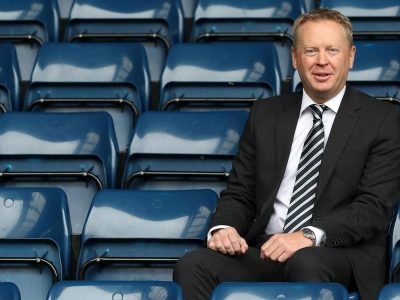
[[302, 229, 316, 245]]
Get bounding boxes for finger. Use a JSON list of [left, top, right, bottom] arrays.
[[239, 237, 248, 254], [227, 232, 243, 254]]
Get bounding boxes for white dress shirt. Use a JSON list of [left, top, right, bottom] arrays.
[[208, 87, 346, 245]]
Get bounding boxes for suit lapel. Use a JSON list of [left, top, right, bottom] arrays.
[[316, 87, 362, 200]]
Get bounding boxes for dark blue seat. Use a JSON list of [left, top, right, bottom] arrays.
[[191, 0, 307, 80], [0, 43, 20, 112], [77, 189, 217, 281], [159, 43, 281, 111], [378, 284, 400, 300], [0, 187, 71, 300], [0, 282, 21, 300], [292, 40, 400, 104], [64, 0, 184, 84], [319, 0, 400, 38], [211, 282, 349, 300], [122, 111, 247, 193], [24, 42, 150, 152], [46, 281, 183, 300], [0, 112, 118, 235], [0, 0, 60, 82]]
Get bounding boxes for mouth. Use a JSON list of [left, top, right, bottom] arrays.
[[312, 72, 332, 81]]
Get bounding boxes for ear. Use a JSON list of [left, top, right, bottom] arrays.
[[291, 47, 298, 70], [349, 45, 356, 69]]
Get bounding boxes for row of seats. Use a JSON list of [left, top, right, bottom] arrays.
[[1, 187, 400, 300], [0, 0, 398, 89], [0, 111, 247, 234], [1, 38, 399, 115]]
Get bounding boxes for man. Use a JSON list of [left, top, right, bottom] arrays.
[[174, 8, 400, 300]]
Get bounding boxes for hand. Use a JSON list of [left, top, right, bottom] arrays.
[[260, 231, 313, 262], [207, 227, 248, 255]]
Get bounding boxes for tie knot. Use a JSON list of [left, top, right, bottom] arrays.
[[308, 104, 328, 121]]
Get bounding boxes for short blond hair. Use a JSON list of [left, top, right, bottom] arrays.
[[292, 8, 353, 48]]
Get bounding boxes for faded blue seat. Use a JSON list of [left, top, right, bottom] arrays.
[[64, 0, 184, 84], [0, 112, 118, 235], [0, 282, 21, 300], [159, 43, 281, 111], [292, 40, 400, 104], [211, 282, 349, 300], [0, 187, 71, 300], [0, 0, 60, 82], [24, 42, 150, 152], [122, 111, 247, 193], [0, 43, 20, 112], [77, 189, 217, 281], [378, 284, 400, 300], [388, 203, 400, 282], [191, 0, 307, 80], [319, 0, 400, 38], [46, 281, 183, 300]]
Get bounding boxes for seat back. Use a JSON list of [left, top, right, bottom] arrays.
[[0, 282, 21, 300], [159, 42, 281, 111], [378, 284, 400, 300], [25, 42, 150, 152], [211, 282, 349, 300], [0, 187, 71, 300], [122, 111, 247, 193], [47, 280, 183, 300], [65, 0, 184, 84], [0, 43, 20, 111], [78, 189, 217, 281], [0, 112, 118, 235], [192, 0, 307, 80], [0, 0, 60, 81]]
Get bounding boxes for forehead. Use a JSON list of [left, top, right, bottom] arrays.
[[297, 20, 348, 45]]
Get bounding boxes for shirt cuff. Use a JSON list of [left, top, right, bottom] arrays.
[[304, 226, 326, 246], [207, 225, 231, 242]]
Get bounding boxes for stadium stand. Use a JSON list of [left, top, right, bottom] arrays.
[[0, 187, 71, 300], [46, 281, 184, 300], [77, 189, 217, 281], [0, 112, 118, 235], [210, 282, 349, 300], [159, 42, 281, 111], [122, 111, 248, 193], [24, 42, 150, 152], [0, 43, 20, 112]]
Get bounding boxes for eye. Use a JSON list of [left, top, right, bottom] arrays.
[[304, 48, 318, 56], [327, 48, 339, 55]]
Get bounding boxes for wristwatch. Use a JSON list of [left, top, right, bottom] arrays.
[[301, 228, 316, 246]]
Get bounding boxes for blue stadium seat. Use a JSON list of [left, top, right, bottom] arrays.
[[77, 189, 217, 281], [47, 281, 183, 300], [24, 42, 150, 152], [0, 282, 21, 300], [0, 0, 60, 82], [0, 43, 20, 112], [388, 203, 400, 282], [211, 282, 349, 300], [64, 0, 184, 84], [0, 187, 71, 300], [159, 43, 281, 111], [0, 112, 118, 235], [122, 111, 247, 193], [292, 40, 400, 103], [319, 0, 400, 38], [191, 0, 307, 80], [378, 284, 400, 300]]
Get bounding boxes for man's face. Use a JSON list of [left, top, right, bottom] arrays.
[[292, 20, 356, 103]]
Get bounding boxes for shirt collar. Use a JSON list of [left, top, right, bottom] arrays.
[[300, 86, 346, 115]]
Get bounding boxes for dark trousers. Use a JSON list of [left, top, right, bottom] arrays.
[[173, 246, 355, 300]]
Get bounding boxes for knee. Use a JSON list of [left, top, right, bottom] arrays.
[[173, 248, 210, 281], [284, 248, 326, 282]]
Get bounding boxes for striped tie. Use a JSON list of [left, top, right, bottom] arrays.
[[283, 104, 328, 233]]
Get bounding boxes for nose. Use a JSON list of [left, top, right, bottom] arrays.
[[316, 51, 328, 65]]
